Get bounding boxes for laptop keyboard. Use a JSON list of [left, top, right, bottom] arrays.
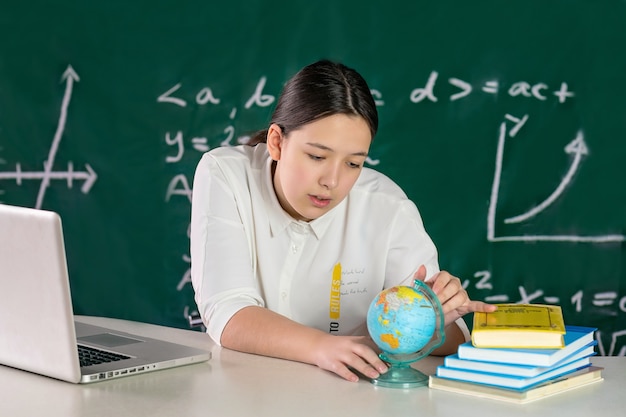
[[78, 344, 130, 367]]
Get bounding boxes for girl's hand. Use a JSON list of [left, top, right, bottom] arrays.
[[414, 265, 497, 327], [309, 334, 388, 382]]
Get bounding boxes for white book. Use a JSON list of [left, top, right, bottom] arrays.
[[429, 366, 604, 404]]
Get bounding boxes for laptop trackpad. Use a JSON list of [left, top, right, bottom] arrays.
[[78, 333, 143, 348]]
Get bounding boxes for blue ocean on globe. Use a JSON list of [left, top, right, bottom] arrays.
[[366, 285, 437, 355]]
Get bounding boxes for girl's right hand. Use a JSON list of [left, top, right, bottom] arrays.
[[310, 334, 388, 382]]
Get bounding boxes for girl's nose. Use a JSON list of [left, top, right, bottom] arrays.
[[319, 167, 339, 190]]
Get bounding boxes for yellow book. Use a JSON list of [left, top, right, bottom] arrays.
[[471, 304, 566, 348]]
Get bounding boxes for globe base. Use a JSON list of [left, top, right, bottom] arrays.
[[371, 363, 429, 389]]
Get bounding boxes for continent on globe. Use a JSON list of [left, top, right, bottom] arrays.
[[366, 285, 437, 355]]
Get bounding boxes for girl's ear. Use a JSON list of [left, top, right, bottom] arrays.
[[266, 124, 283, 161]]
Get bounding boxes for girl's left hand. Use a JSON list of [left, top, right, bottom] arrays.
[[414, 265, 497, 327]]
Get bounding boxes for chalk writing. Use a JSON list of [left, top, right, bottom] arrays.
[[410, 71, 575, 103], [0, 65, 97, 207], [504, 131, 588, 225], [597, 330, 626, 356], [488, 117, 625, 243], [470, 279, 626, 315], [473, 271, 493, 290], [157, 77, 274, 109], [165, 174, 192, 203]]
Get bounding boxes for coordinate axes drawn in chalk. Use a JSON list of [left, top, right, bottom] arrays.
[[0, 65, 97, 208], [487, 114, 625, 243]]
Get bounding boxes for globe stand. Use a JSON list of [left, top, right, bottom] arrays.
[[371, 354, 430, 388], [370, 280, 446, 389]]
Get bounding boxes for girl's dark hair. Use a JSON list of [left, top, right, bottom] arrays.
[[248, 60, 378, 145]]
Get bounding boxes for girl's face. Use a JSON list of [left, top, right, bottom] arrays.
[[267, 114, 372, 222]]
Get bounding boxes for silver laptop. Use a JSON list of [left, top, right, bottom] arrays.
[[0, 203, 211, 383]]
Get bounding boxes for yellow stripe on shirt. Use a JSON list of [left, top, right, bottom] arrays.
[[329, 263, 342, 319]]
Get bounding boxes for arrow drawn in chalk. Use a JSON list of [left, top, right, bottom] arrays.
[[504, 131, 588, 224], [487, 119, 624, 243], [34, 65, 91, 209], [0, 162, 97, 193]]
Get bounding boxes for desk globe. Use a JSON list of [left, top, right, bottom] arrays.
[[366, 279, 445, 388]]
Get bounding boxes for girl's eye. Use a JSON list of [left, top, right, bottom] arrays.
[[308, 154, 323, 161], [348, 161, 362, 169]]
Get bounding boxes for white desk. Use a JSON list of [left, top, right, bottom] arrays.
[[0, 316, 623, 417]]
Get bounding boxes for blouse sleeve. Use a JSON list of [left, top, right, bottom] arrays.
[[384, 200, 440, 287], [190, 153, 264, 345], [384, 199, 470, 341]]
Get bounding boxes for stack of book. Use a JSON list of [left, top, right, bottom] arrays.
[[429, 304, 603, 404]]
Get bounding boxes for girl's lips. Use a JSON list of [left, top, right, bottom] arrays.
[[309, 195, 331, 208]]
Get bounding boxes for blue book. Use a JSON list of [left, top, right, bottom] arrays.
[[457, 325, 596, 367], [435, 356, 592, 390], [444, 342, 596, 377]]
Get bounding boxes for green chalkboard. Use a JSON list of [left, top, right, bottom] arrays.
[[1, 1, 625, 355]]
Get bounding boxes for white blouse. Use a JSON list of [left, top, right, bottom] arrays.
[[190, 144, 469, 344]]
